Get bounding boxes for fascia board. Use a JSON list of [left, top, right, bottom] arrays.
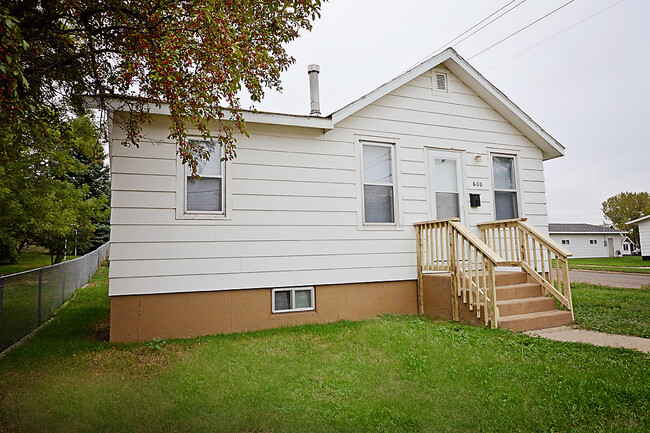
[[627, 215, 650, 224], [443, 54, 564, 161], [87, 97, 333, 130], [549, 231, 628, 234], [330, 50, 453, 124], [329, 49, 565, 162]]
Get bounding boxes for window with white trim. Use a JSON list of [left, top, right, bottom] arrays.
[[185, 143, 224, 213], [492, 155, 519, 220], [590, 240, 597, 245], [272, 287, 315, 313], [362, 142, 396, 224], [562, 240, 570, 245], [623, 243, 629, 251]]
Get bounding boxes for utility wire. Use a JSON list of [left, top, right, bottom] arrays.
[[432, 0, 523, 54], [401, 0, 525, 74], [469, 0, 577, 60], [483, 0, 628, 72]]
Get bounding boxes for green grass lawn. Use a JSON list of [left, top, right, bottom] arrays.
[[0, 247, 79, 276], [1, 265, 648, 432], [571, 282, 650, 338], [566, 256, 650, 274]]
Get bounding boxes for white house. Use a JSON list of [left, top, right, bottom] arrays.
[[620, 236, 635, 256], [106, 48, 567, 342], [628, 215, 650, 260], [548, 223, 627, 258]]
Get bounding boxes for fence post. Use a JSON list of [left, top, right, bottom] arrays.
[[37, 268, 43, 326], [60, 262, 66, 305], [0, 278, 4, 346]]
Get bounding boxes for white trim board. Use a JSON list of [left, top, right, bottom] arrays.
[[330, 48, 564, 161], [89, 48, 564, 159], [628, 215, 650, 224]]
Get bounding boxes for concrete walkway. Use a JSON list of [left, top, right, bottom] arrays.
[[568, 269, 650, 289], [526, 326, 650, 353]]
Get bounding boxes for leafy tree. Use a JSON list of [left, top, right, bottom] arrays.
[[0, 115, 108, 264], [1, 0, 324, 173], [602, 192, 650, 245], [61, 119, 112, 255]]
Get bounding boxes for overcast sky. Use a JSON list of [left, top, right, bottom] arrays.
[[240, 0, 650, 225]]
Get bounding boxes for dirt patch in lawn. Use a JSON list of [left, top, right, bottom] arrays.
[[93, 320, 110, 341]]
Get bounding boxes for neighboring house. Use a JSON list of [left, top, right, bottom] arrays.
[[106, 48, 567, 342], [627, 215, 650, 260], [620, 235, 635, 256], [548, 223, 627, 258]]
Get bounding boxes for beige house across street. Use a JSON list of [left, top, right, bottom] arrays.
[[105, 48, 576, 342]]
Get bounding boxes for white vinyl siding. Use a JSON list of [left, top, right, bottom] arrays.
[[108, 65, 551, 297]]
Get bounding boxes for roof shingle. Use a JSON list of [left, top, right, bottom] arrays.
[[548, 223, 626, 234]]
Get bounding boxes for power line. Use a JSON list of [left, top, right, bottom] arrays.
[[447, 0, 528, 50], [469, 0, 578, 60], [433, 0, 524, 54], [402, 0, 525, 74], [483, 0, 628, 72]]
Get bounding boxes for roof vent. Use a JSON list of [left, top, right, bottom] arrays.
[[435, 72, 447, 92]]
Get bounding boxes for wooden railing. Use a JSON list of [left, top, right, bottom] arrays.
[[414, 218, 505, 328], [477, 218, 574, 320]]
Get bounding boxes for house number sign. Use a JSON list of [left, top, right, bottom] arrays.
[[472, 181, 483, 187]]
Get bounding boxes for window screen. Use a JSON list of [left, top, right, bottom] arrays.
[[362, 143, 395, 224], [186, 145, 223, 212], [493, 156, 518, 220]]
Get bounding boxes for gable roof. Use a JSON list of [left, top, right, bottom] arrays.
[[94, 48, 565, 159], [628, 214, 650, 224], [548, 223, 627, 234], [330, 48, 565, 161]]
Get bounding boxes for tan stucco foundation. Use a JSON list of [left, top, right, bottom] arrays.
[[422, 273, 485, 326], [110, 280, 417, 342]]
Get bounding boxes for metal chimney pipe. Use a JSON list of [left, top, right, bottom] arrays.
[[308, 64, 320, 116]]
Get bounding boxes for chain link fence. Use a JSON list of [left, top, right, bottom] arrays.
[[0, 242, 110, 353]]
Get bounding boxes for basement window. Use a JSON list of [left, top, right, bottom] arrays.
[[272, 287, 315, 313]]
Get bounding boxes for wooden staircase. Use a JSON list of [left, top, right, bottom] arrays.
[[495, 271, 572, 332], [415, 218, 574, 331]]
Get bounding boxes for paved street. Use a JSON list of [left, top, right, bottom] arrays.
[[568, 270, 650, 289]]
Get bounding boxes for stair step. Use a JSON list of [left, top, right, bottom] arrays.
[[497, 296, 557, 317], [496, 283, 543, 300], [495, 271, 528, 287], [499, 310, 573, 332]]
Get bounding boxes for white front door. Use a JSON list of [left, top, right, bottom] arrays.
[[428, 150, 464, 222]]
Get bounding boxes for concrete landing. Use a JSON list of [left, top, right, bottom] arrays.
[[526, 326, 650, 353]]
